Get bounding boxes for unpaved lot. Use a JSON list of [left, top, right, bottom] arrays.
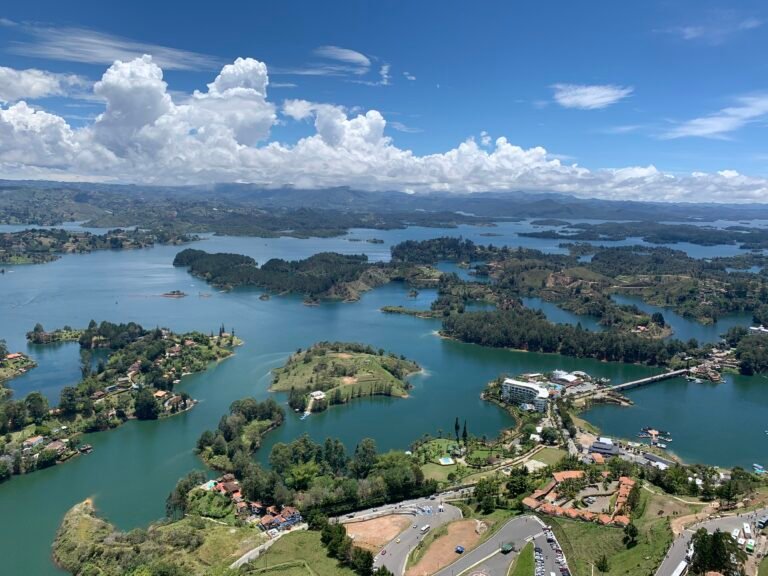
[[345, 515, 412, 552], [406, 520, 485, 576]]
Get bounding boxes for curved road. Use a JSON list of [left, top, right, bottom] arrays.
[[433, 516, 545, 576]]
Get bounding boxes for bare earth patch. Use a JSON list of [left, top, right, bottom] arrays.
[[341, 376, 359, 385], [406, 520, 485, 576], [345, 516, 412, 552], [333, 353, 354, 359]]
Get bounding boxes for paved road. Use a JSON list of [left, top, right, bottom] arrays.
[[372, 499, 463, 575], [432, 516, 545, 576], [655, 508, 768, 576]]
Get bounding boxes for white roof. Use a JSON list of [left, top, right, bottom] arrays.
[[598, 437, 613, 445]]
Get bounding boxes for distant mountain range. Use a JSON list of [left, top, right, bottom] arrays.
[[2, 179, 768, 222]]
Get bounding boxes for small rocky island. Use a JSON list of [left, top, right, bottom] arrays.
[[270, 341, 420, 413]]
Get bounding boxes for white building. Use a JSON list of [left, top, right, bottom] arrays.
[[501, 378, 549, 412], [309, 390, 326, 400]]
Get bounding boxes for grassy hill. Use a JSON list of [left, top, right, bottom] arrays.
[[271, 342, 420, 411]]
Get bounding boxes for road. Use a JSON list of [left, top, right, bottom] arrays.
[[655, 508, 768, 576], [432, 515, 545, 576]]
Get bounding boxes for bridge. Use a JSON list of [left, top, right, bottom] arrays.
[[607, 369, 690, 392]]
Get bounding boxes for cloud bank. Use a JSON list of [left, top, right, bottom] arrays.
[[0, 56, 766, 202]]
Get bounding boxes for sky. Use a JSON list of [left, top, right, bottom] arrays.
[[0, 0, 767, 202]]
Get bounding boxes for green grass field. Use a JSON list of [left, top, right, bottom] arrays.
[[531, 447, 567, 466], [254, 531, 356, 576], [508, 542, 534, 576]]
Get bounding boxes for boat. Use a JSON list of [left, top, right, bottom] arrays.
[[300, 411, 311, 420], [657, 443, 667, 449], [753, 463, 765, 471], [161, 290, 187, 298], [78, 444, 93, 454]]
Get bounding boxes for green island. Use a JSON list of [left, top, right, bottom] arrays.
[[0, 228, 195, 265], [270, 342, 421, 413], [172, 248, 441, 300], [0, 321, 241, 482]]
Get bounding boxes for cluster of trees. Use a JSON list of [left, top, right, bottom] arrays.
[[315, 514, 379, 576], [78, 320, 148, 350], [688, 528, 745, 575], [390, 237, 483, 264], [199, 429, 436, 518], [196, 397, 285, 470], [442, 309, 696, 365], [0, 227, 194, 264], [174, 248, 377, 296]]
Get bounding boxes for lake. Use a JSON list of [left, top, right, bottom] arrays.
[[0, 221, 765, 574]]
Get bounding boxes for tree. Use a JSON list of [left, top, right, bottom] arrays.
[[689, 528, 744, 576], [0, 460, 11, 482], [595, 553, 609, 573], [59, 386, 79, 415], [134, 388, 160, 420], [454, 416, 460, 443], [623, 522, 638, 546], [25, 392, 49, 423], [166, 470, 207, 519], [540, 427, 559, 445], [462, 420, 468, 446], [350, 438, 378, 479]]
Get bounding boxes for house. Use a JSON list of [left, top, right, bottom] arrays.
[[597, 514, 612, 525], [613, 515, 630, 527], [591, 453, 605, 465], [90, 390, 106, 400], [309, 390, 326, 401], [522, 497, 542, 510], [5, 352, 23, 360], [23, 435, 45, 450], [564, 508, 580, 519], [259, 514, 280, 531], [552, 470, 585, 483], [235, 501, 249, 516], [589, 440, 621, 457], [249, 501, 265, 515], [153, 390, 169, 399], [46, 440, 67, 454]]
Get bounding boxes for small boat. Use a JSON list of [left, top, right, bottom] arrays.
[[754, 463, 765, 471], [657, 443, 667, 449], [78, 444, 93, 454]]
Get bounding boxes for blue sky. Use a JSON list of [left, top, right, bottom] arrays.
[[0, 1, 766, 201]]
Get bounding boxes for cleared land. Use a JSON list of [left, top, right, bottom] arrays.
[[254, 531, 357, 576], [344, 515, 412, 552], [406, 520, 484, 576]]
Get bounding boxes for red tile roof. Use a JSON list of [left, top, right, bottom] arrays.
[[553, 470, 585, 483]]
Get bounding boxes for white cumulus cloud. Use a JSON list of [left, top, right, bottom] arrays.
[[552, 84, 633, 110], [0, 66, 85, 103], [0, 56, 767, 203]]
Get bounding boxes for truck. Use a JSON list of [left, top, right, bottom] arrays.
[[420, 524, 430, 533]]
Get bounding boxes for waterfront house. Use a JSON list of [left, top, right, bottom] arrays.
[[90, 390, 106, 401], [22, 435, 45, 450], [46, 440, 67, 454]]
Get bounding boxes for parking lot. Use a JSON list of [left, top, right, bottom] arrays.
[[534, 526, 571, 576]]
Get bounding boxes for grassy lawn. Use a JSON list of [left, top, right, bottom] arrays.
[[422, 461, 460, 482], [543, 490, 679, 576], [257, 531, 356, 576], [508, 542, 534, 576], [759, 556, 768, 576], [532, 447, 567, 467]]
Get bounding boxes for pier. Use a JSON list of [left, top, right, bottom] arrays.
[[608, 369, 689, 392]]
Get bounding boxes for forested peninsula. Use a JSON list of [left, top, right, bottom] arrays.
[[0, 228, 195, 265], [0, 321, 241, 482]]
